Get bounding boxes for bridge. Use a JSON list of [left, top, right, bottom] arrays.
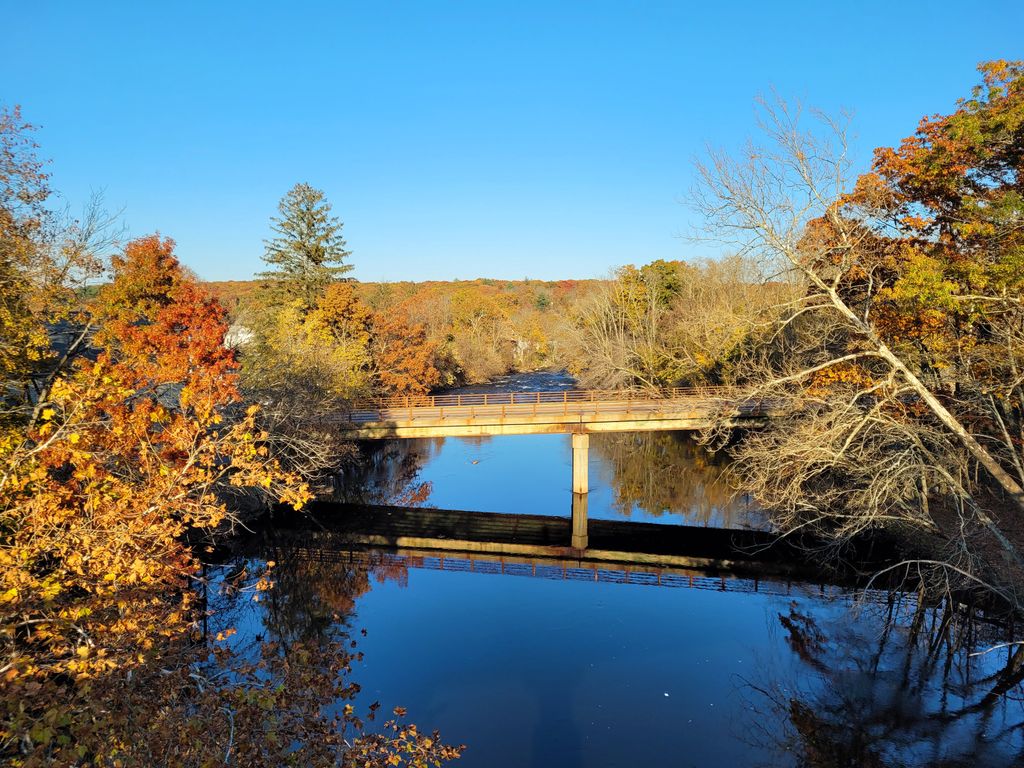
[[335, 387, 775, 494]]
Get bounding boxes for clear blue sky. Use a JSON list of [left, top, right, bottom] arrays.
[[4, 1, 1022, 282]]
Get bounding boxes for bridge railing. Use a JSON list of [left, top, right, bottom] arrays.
[[349, 385, 740, 412]]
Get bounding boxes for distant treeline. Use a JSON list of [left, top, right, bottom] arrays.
[[208, 276, 606, 385]]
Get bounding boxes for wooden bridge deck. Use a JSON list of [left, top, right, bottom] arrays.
[[334, 387, 773, 438]]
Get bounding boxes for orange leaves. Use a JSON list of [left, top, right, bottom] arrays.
[[869, 60, 1024, 240], [821, 62, 1024, 384], [1, 234, 311, 760], [95, 238, 240, 410], [370, 310, 442, 396]]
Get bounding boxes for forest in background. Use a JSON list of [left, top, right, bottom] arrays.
[[207, 276, 601, 387], [205, 252, 774, 395]]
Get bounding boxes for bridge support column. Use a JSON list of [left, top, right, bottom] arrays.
[[571, 492, 589, 550], [571, 433, 589, 494]]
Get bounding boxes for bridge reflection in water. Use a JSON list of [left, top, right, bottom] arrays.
[[253, 502, 883, 596]]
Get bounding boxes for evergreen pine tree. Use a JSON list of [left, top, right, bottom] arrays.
[[259, 183, 352, 309]]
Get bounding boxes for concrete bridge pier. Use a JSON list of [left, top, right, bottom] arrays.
[[571, 492, 588, 550], [571, 433, 589, 494]]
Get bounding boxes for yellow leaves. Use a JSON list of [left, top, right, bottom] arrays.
[[808, 362, 878, 396], [39, 577, 63, 602], [0, 243, 318, 763]]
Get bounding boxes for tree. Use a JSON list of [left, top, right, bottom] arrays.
[[312, 281, 373, 346], [562, 258, 780, 389], [243, 285, 374, 407], [0, 111, 461, 765], [692, 61, 1024, 589], [1, 236, 462, 765], [0, 107, 110, 430], [0, 235, 311, 760], [370, 310, 442, 396], [260, 182, 352, 311]]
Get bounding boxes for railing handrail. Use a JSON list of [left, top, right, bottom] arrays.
[[348, 385, 741, 412]]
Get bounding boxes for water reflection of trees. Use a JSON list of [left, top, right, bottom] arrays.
[[591, 432, 764, 528], [333, 438, 444, 506], [744, 594, 1024, 767], [201, 547, 461, 765], [228, 538, 411, 646]]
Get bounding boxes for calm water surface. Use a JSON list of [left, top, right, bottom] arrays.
[[344, 371, 765, 529], [219, 373, 1024, 767]]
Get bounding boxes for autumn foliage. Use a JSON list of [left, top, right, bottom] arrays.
[[0, 112, 461, 765], [0, 234, 308, 759], [829, 60, 1024, 382]]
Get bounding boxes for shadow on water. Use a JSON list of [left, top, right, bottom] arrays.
[[741, 597, 1024, 767]]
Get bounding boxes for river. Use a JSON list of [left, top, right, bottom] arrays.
[[217, 372, 1024, 767]]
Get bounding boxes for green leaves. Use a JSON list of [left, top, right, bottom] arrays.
[[259, 182, 353, 312]]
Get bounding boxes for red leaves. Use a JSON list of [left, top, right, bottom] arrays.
[[867, 59, 1024, 242], [94, 237, 241, 421]]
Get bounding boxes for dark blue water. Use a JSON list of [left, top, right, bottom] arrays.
[[217, 373, 1024, 767]]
